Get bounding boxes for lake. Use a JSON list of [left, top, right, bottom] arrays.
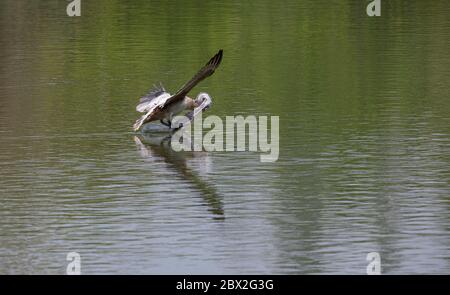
[[0, 0, 449, 274]]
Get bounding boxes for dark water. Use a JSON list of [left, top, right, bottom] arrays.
[[0, 1, 449, 274]]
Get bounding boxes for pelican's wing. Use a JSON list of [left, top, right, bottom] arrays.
[[136, 83, 170, 112], [163, 49, 223, 107]]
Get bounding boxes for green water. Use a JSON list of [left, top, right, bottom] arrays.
[[0, 0, 449, 274]]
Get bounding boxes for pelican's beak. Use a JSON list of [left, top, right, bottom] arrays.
[[203, 96, 212, 111], [195, 94, 212, 112]]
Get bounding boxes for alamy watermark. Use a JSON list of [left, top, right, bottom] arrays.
[[66, 0, 81, 17], [366, 0, 381, 17], [171, 113, 279, 162], [66, 252, 81, 275], [366, 252, 381, 275]]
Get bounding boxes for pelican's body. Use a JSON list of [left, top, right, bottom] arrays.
[[133, 90, 196, 131], [133, 50, 223, 131]]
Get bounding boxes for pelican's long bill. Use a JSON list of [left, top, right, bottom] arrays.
[[173, 93, 212, 129]]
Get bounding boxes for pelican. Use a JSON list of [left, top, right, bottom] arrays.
[[133, 49, 223, 131]]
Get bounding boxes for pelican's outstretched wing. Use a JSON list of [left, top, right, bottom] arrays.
[[163, 49, 223, 107]]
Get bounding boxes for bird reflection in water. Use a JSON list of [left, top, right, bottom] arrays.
[[134, 132, 224, 220]]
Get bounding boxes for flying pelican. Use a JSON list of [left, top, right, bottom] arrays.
[[133, 49, 223, 131]]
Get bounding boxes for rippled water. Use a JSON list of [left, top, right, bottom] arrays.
[[0, 1, 449, 274]]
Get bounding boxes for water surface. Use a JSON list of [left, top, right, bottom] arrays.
[[0, 0, 449, 274]]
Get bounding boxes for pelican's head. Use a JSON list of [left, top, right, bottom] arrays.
[[194, 92, 212, 110]]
